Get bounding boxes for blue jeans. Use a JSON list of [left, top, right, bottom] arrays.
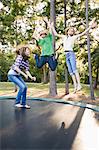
[[8, 75, 27, 105], [66, 51, 77, 76], [35, 54, 57, 71]]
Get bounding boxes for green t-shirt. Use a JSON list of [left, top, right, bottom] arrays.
[[38, 33, 54, 56]]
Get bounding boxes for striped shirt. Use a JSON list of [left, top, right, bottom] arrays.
[[8, 55, 29, 75]]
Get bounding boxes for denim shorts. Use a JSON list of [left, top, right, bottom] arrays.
[[65, 51, 77, 75]]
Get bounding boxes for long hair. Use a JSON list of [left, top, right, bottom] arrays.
[[16, 46, 30, 60]]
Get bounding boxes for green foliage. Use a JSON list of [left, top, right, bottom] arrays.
[[0, 0, 98, 85], [0, 50, 14, 81]]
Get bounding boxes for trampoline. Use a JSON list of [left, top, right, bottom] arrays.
[[0, 97, 99, 150]]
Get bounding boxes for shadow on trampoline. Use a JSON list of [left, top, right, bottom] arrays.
[[52, 108, 85, 150], [0, 100, 88, 150]]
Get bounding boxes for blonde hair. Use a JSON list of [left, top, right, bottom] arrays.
[[65, 27, 75, 35]]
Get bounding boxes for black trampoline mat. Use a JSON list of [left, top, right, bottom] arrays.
[[0, 100, 98, 150]]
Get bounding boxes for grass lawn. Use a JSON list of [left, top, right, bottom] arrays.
[[0, 82, 99, 96], [0, 82, 99, 105]]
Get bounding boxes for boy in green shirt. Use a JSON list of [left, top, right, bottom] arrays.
[[33, 25, 58, 71]]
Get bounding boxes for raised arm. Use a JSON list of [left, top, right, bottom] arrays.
[[51, 23, 64, 38], [32, 31, 40, 41], [43, 18, 52, 33], [76, 18, 96, 38], [43, 18, 64, 38]]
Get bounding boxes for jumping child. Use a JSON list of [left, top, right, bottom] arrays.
[[8, 45, 36, 108], [51, 19, 95, 93], [32, 20, 58, 71]]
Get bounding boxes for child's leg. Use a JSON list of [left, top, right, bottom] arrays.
[[71, 74, 77, 93], [66, 53, 74, 75], [35, 54, 46, 68], [17, 76, 27, 105], [75, 71, 82, 91], [69, 52, 82, 91], [66, 52, 77, 91], [69, 52, 77, 74], [15, 76, 30, 108], [47, 55, 58, 71], [8, 75, 27, 104]]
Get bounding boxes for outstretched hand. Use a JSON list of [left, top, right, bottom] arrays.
[[43, 17, 52, 27], [90, 18, 96, 28], [91, 22, 97, 29]]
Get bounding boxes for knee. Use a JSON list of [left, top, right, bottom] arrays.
[[49, 62, 57, 71], [21, 85, 27, 92]]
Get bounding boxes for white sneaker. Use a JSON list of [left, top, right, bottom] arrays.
[[22, 104, 30, 109], [15, 103, 22, 108]]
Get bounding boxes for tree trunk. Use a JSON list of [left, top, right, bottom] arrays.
[[85, 0, 95, 100], [49, 0, 57, 96], [93, 67, 98, 89], [64, 0, 69, 95], [64, 64, 69, 94], [49, 70, 57, 96]]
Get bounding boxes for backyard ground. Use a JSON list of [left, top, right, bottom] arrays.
[[0, 82, 99, 106]]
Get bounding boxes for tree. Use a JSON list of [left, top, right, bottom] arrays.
[[85, 0, 95, 100], [0, 0, 98, 92], [49, 0, 57, 96], [64, 0, 69, 95]]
